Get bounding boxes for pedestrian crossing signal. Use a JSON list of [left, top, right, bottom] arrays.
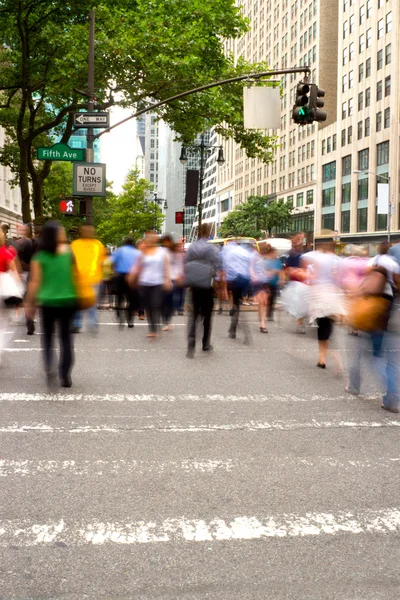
[[59, 199, 75, 215]]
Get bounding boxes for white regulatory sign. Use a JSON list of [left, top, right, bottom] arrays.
[[73, 163, 106, 197]]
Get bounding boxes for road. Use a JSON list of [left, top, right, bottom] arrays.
[[1, 309, 399, 599]]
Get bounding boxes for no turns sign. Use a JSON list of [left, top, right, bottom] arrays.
[[73, 163, 107, 197]]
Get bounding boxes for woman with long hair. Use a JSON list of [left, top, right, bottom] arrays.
[[25, 221, 77, 387]]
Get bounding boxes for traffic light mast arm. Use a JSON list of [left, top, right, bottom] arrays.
[[93, 66, 311, 140]]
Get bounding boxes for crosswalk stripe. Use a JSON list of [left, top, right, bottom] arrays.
[[1, 456, 398, 477], [1, 508, 399, 546], [0, 392, 381, 403], [0, 419, 399, 433]]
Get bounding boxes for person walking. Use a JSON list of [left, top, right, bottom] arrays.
[[111, 237, 140, 328], [185, 223, 221, 358], [70, 225, 105, 333], [13, 223, 35, 335], [129, 231, 171, 338], [160, 234, 175, 331], [220, 239, 251, 343], [0, 229, 22, 366], [264, 245, 284, 322], [172, 241, 185, 316], [250, 245, 270, 334], [25, 221, 77, 387]]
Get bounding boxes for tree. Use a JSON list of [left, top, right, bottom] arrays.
[[96, 169, 164, 246], [0, 0, 278, 223], [219, 196, 293, 239]]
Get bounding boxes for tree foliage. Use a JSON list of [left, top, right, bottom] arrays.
[[218, 196, 293, 239], [96, 169, 164, 246], [0, 0, 278, 222]]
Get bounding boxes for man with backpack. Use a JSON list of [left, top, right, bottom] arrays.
[[185, 224, 221, 358]]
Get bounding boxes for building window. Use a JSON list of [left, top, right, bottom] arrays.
[[376, 209, 388, 231], [348, 98, 353, 115], [307, 190, 314, 204], [333, 134, 337, 151], [366, 57, 371, 77], [358, 178, 369, 201], [343, 20, 348, 38], [376, 111, 382, 132], [385, 75, 391, 96], [349, 70, 354, 88], [377, 80, 383, 101], [365, 87, 371, 107], [358, 91, 363, 111], [322, 188, 335, 207], [358, 148, 369, 171], [342, 102, 347, 119], [341, 129, 346, 147], [359, 34, 365, 53], [365, 117, 370, 137], [342, 210, 351, 233], [359, 4, 365, 25], [348, 126, 353, 144], [359, 63, 364, 82], [297, 192, 304, 207], [384, 107, 390, 128], [367, 0, 372, 18], [385, 43, 391, 65], [366, 28, 372, 48], [386, 12, 392, 33], [327, 137, 332, 153], [377, 141, 389, 166], [357, 208, 368, 232], [342, 74, 348, 92], [343, 47, 348, 65], [377, 19, 383, 39], [377, 49, 383, 70], [322, 214, 335, 230], [358, 121, 363, 140], [322, 161, 336, 182], [342, 155, 352, 176], [342, 183, 351, 204]]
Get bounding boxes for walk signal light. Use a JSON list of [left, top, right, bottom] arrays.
[[292, 82, 311, 125], [310, 84, 327, 123], [59, 199, 75, 215]]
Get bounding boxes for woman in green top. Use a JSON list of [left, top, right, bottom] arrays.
[[26, 221, 77, 387]]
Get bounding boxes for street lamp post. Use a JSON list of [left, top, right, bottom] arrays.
[[354, 170, 391, 243], [180, 133, 225, 237], [147, 192, 167, 231]]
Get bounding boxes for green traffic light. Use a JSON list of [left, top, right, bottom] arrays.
[[299, 107, 311, 117]]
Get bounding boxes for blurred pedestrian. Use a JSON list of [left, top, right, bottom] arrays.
[[0, 229, 22, 366], [303, 242, 344, 369], [250, 245, 269, 333], [25, 221, 77, 387], [13, 223, 35, 335], [172, 241, 185, 316], [339, 245, 369, 336], [136, 239, 146, 320], [160, 234, 174, 331], [129, 231, 171, 338], [264, 245, 284, 322], [221, 239, 251, 344], [185, 223, 221, 358], [111, 237, 140, 328], [100, 248, 113, 308], [70, 225, 105, 333]]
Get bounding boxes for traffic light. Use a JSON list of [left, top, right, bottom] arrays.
[[292, 82, 311, 125], [59, 199, 75, 215], [310, 84, 327, 123]]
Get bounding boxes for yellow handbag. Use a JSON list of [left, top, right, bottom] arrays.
[[348, 296, 390, 332]]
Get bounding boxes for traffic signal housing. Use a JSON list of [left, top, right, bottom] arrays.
[[292, 82, 312, 125], [310, 84, 327, 123]]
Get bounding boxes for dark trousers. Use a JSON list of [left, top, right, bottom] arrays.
[[140, 285, 163, 333], [173, 284, 185, 313], [188, 287, 214, 350], [41, 306, 75, 380], [115, 273, 137, 324], [229, 276, 250, 339], [267, 284, 278, 319], [161, 289, 174, 325]]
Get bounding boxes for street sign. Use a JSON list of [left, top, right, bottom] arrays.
[[59, 199, 75, 215], [73, 162, 106, 197], [175, 211, 184, 224], [73, 112, 109, 128], [37, 143, 85, 162]]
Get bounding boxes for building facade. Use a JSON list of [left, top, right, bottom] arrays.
[[0, 127, 22, 234]]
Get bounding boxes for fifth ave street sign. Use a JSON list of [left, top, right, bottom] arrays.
[[73, 112, 109, 128], [73, 163, 106, 197]]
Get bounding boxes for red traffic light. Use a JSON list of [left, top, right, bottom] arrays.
[[59, 199, 75, 215]]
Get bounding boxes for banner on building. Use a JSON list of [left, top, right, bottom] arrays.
[[185, 170, 199, 207], [243, 86, 281, 130], [377, 183, 389, 214]]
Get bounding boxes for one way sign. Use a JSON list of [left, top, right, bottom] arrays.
[[73, 112, 110, 128]]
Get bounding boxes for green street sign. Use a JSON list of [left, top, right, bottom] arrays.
[[37, 143, 85, 162]]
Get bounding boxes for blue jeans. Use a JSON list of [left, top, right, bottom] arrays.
[[74, 285, 100, 330]]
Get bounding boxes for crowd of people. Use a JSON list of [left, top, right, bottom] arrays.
[[0, 220, 399, 413]]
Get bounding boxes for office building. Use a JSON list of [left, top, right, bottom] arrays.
[[0, 127, 22, 233]]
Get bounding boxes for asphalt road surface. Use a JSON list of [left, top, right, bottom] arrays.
[[1, 308, 399, 600]]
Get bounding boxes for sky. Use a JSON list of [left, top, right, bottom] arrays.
[[100, 106, 137, 194]]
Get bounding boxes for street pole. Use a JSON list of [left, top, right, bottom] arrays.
[[85, 9, 95, 226], [198, 133, 205, 236], [154, 192, 158, 230]]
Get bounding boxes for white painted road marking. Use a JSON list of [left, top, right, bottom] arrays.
[[0, 419, 399, 433], [0, 508, 399, 546], [0, 392, 380, 403], [1, 457, 399, 477]]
